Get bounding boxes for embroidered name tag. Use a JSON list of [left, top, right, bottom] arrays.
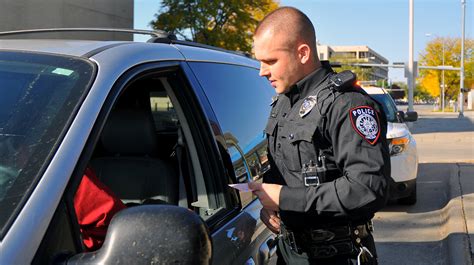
[[349, 106, 380, 145]]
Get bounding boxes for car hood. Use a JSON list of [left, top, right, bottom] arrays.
[[386, 122, 410, 139]]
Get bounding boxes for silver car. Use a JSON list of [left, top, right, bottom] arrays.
[[362, 86, 419, 205], [0, 29, 276, 264]]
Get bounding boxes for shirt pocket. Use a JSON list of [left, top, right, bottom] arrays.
[[265, 117, 278, 136], [281, 124, 318, 172]]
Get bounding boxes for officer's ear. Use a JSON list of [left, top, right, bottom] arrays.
[[297, 44, 311, 65]]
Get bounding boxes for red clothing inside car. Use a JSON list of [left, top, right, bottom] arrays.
[[73, 167, 126, 251]]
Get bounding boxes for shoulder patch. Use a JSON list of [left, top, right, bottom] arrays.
[[349, 106, 380, 145]]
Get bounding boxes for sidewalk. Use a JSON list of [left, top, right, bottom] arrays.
[[444, 163, 474, 265]]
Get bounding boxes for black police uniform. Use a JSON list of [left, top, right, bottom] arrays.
[[263, 61, 391, 265]]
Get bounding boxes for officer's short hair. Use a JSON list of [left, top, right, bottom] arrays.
[[255, 6, 317, 51]]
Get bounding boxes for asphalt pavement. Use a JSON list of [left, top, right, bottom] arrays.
[[374, 105, 474, 265]]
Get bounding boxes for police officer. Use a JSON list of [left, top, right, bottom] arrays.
[[248, 7, 390, 265]]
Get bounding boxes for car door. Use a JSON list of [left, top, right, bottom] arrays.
[[23, 58, 273, 264], [183, 61, 277, 264]]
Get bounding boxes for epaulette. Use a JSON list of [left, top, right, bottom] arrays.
[[328, 70, 357, 92], [299, 70, 357, 118]]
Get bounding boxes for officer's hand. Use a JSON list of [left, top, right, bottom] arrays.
[[260, 208, 280, 234], [248, 182, 282, 211]]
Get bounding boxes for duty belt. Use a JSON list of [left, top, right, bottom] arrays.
[[281, 221, 373, 259]]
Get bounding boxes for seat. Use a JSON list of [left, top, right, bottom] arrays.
[[90, 108, 178, 205]]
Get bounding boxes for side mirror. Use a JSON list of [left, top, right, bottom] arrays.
[[67, 205, 212, 265], [404, 111, 418, 122]]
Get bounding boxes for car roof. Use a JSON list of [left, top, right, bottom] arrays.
[[0, 39, 129, 57], [0, 39, 259, 68], [361, 86, 388, 95]]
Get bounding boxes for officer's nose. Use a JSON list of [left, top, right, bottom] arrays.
[[259, 63, 269, 77]]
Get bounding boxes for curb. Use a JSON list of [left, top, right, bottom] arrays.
[[444, 164, 473, 265]]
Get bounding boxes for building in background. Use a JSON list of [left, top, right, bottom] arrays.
[[0, 0, 133, 40], [318, 45, 389, 82]]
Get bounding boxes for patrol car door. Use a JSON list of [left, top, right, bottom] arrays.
[[183, 61, 278, 264]]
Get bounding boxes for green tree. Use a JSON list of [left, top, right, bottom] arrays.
[[150, 0, 279, 53], [419, 37, 474, 101]]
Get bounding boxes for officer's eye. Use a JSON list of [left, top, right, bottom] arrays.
[[262, 59, 277, 65]]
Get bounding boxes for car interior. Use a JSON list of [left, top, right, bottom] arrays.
[[86, 75, 188, 208]]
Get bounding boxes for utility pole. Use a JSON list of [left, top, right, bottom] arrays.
[[408, 0, 415, 111], [442, 40, 445, 112], [459, 0, 466, 118]]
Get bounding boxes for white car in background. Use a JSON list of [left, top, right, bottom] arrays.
[[362, 86, 419, 205]]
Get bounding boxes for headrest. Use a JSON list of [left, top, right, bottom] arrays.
[[101, 109, 158, 156]]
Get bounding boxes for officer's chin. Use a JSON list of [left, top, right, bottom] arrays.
[[277, 86, 291, 94]]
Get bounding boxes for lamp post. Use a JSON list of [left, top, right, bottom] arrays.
[[408, 0, 414, 112], [459, 0, 466, 118], [425, 33, 446, 112]]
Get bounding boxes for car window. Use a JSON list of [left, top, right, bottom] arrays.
[[150, 90, 179, 132], [0, 51, 94, 235], [188, 62, 274, 208], [370, 93, 399, 123]]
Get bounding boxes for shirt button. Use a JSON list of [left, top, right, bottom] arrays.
[[277, 143, 281, 148], [289, 134, 294, 140]]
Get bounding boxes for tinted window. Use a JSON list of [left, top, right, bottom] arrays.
[[188, 62, 274, 207], [0, 51, 94, 234], [371, 93, 398, 123]]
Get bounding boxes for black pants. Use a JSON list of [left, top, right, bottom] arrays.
[[276, 234, 378, 265]]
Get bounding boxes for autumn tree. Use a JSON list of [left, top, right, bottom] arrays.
[[419, 37, 474, 101], [150, 0, 279, 52]]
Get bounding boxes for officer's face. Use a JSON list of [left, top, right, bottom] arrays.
[[253, 30, 304, 94]]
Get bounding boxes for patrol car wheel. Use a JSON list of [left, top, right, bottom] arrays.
[[397, 185, 417, 205]]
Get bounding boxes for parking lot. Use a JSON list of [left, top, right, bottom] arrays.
[[374, 105, 474, 265]]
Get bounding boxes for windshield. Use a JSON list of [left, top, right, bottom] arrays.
[[370, 93, 399, 123], [0, 51, 94, 235]]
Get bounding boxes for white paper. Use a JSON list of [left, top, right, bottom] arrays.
[[228, 183, 252, 192]]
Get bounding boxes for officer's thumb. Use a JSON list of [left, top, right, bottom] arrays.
[[247, 181, 260, 191]]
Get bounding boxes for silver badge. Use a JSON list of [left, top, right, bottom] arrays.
[[299, 95, 317, 117]]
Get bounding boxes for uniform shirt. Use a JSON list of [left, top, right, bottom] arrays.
[[74, 167, 126, 251], [264, 62, 390, 227]]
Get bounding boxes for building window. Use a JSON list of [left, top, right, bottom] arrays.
[[335, 52, 357, 59]]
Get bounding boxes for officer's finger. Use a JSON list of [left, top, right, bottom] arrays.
[[247, 181, 261, 191], [262, 218, 279, 234], [268, 217, 280, 231]]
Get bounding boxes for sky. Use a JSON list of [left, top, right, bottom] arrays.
[[134, 0, 473, 82]]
